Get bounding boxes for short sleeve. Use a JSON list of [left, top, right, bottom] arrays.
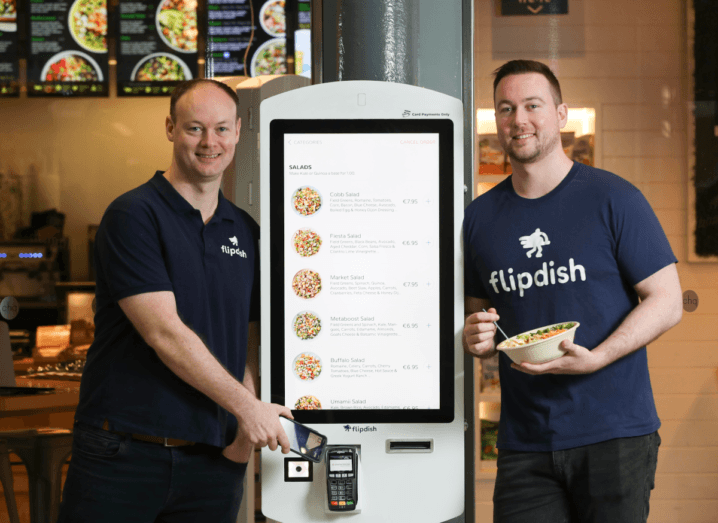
[[613, 189, 677, 286], [95, 204, 173, 301]]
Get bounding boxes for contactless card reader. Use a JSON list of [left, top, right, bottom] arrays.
[[325, 446, 360, 513]]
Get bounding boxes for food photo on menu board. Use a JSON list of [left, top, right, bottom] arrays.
[[117, 0, 197, 96], [249, 0, 286, 76], [0, 0, 19, 96], [26, 0, 109, 96]]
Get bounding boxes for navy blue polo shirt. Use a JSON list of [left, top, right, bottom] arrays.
[[75, 171, 260, 448]]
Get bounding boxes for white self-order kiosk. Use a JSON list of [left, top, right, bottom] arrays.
[[259, 81, 464, 523]]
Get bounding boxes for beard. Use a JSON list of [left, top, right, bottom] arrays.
[[504, 131, 562, 165], [507, 144, 541, 164]]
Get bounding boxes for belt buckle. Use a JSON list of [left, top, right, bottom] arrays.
[[163, 438, 181, 448]]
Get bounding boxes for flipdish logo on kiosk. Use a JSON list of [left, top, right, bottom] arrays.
[[343, 425, 378, 434]]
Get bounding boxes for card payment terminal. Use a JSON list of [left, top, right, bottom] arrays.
[[326, 447, 358, 511]]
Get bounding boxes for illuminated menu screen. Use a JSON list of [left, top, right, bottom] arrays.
[[26, 0, 109, 96], [117, 0, 198, 96], [206, 0, 286, 78], [0, 0, 18, 96], [294, 0, 310, 77], [205, 0, 252, 77], [270, 120, 455, 424], [297, 0, 309, 29], [248, 0, 285, 77]]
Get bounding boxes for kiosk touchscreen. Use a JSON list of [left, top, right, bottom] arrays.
[[260, 81, 464, 523]]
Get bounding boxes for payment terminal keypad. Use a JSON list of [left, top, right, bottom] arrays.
[[328, 471, 356, 510]]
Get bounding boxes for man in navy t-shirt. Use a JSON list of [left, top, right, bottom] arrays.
[[463, 60, 683, 523], [58, 79, 293, 523]]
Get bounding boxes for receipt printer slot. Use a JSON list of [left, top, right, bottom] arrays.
[[386, 439, 434, 453]]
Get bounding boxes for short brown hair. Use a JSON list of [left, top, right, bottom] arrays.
[[169, 79, 240, 122], [492, 60, 563, 106]]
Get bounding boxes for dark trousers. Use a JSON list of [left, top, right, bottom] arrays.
[[493, 432, 660, 523], [57, 422, 247, 523]]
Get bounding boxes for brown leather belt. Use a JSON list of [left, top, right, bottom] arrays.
[[102, 420, 195, 448]]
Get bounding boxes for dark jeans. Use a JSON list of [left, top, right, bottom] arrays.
[[493, 432, 660, 523], [57, 422, 247, 523]]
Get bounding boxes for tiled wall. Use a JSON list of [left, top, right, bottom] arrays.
[[474, 0, 718, 521]]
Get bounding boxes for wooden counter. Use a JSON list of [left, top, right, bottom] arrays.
[[0, 378, 80, 431]]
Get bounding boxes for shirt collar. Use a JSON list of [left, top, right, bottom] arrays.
[[149, 171, 235, 223]]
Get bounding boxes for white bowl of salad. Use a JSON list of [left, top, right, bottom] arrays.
[[497, 322, 580, 365]]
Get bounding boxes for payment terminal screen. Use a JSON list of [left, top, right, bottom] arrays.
[[329, 459, 354, 472], [269, 120, 454, 423]]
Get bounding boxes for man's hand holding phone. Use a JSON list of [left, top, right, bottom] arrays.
[[279, 416, 328, 462], [224, 398, 293, 463]]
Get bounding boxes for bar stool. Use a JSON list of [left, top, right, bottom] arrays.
[[0, 439, 21, 523], [0, 428, 73, 523]]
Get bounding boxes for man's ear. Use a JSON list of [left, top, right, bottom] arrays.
[[557, 103, 569, 129], [234, 117, 241, 144], [166, 115, 175, 142]]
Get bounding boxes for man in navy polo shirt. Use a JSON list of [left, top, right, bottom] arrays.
[[58, 79, 292, 522], [463, 60, 683, 522]]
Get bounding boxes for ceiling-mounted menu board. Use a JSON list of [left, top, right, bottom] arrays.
[[294, 0, 310, 77], [26, 0, 109, 96], [0, 0, 19, 96], [248, 0, 286, 77], [206, 0, 286, 78], [117, 0, 198, 96], [205, 0, 252, 77]]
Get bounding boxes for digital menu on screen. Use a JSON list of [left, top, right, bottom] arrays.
[[117, 0, 198, 96], [270, 120, 455, 424], [205, 0, 252, 77], [248, 0, 285, 77], [26, 0, 109, 96], [293, 0, 310, 77], [206, 0, 286, 78], [205, 0, 287, 77], [297, 0, 309, 29], [0, 0, 19, 96]]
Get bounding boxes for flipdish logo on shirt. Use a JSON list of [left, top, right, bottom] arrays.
[[221, 236, 247, 258], [487, 228, 587, 298]]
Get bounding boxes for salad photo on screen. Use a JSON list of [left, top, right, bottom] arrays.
[[157, 0, 198, 53], [69, 0, 107, 53]]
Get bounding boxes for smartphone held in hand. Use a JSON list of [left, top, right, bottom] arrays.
[[279, 416, 328, 463]]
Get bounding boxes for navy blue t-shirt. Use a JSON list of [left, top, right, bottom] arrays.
[[75, 172, 260, 448], [464, 162, 677, 451]]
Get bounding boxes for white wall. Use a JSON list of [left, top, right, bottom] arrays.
[[474, 0, 718, 521]]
